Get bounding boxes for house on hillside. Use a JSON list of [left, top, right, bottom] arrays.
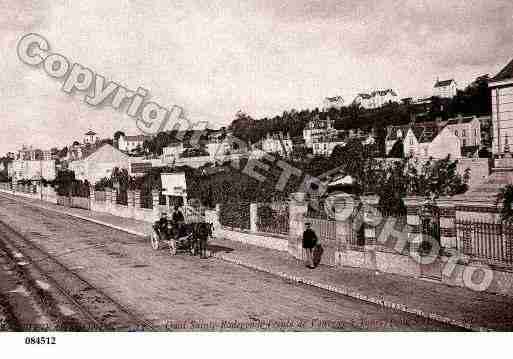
[[83, 130, 99, 145], [303, 115, 336, 148], [118, 134, 152, 153], [312, 134, 345, 157], [403, 123, 439, 158], [403, 123, 461, 159], [323, 96, 344, 111], [162, 142, 185, 164], [433, 79, 457, 98], [385, 125, 410, 156], [353, 89, 398, 109], [444, 115, 482, 150], [68, 144, 130, 184], [261, 132, 293, 157]]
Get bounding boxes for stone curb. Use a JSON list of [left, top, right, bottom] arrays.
[[0, 192, 491, 332]]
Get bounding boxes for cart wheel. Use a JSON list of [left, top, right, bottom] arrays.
[[150, 232, 160, 250], [169, 240, 177, 255]]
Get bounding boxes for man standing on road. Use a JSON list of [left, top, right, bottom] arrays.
[[302, 222, 318, 269]]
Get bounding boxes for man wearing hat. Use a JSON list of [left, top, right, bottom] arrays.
[[302, 222, 318, 269], [155, 212, 170, 240]]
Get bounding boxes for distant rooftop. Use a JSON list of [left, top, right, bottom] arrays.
[[491, 59, 513, 83], [84, 130, 97, 136], [434, 79, 455, 88]]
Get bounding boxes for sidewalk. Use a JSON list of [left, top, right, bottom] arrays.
[[1, 191, 513, 331]]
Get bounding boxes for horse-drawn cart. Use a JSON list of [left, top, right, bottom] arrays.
[[149, 220, 212, 257]]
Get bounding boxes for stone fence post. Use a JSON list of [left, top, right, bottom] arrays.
[[105, 188, 113, 212], [89, 185, 95, 210], [134, 191, 141, 209], [152, 189, 161, 220], [437, 197, 457, 252], [288, 192, 308, 259], [403, 196, 426, 253], [361, 195, 380, 247], [250, 203, 258, 233]]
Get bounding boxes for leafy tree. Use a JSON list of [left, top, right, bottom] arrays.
[[497, 185, 513, 224]]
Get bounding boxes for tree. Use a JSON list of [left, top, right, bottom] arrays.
[[113, 131, 126, 149], [497, 185, 513, 224]]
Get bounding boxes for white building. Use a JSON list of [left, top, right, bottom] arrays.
[[323, 96, 344, 111], [434, 79, 457, 98], [489, 59, 513, 157], [261, 132, 293, 157], [312, 135, 345, 157], [118, 134, 152, 153], [444, 115, 482, 149], [353, 89, 398, 109], [403, 124, 461, 159], [9, 159, 56, 181], [69, 144, 130, 184], [83, 130, 99, 145], [303, 115, 336, 148], [162, 142, 185, 164]]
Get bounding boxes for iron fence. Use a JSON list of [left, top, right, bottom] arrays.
[[256, 202, 289, 235], [455, 220, 513, 266]]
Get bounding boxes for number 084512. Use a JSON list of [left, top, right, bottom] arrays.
[[25, 337, 56, 345]]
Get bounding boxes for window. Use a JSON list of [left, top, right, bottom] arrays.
[[410, 138, 414, 145], [462, 129, 466, 137], [455, 130, 458, 136], [462, 139, 466, 147]]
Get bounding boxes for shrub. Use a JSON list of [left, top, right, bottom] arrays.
[[220, 202, 250, 230]]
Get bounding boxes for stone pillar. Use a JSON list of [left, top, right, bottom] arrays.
[[250, 203, 258, 233], [403, 196, 425, 254], [361, 195, 380, 246], [89, 186, 95, 210], [105, 188, 113, 212], [288, 193, 308, 259], [127, 190, 134, 208], [437, 197, 457, 251], [134, 191, 141, 209], [332, 194, 360, 249], [152, 189, 161, 220]]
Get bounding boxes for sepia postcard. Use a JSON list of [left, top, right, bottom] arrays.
[[0, 0, 512, 356]]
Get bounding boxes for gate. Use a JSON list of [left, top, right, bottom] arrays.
[[419, 203, 442, 280]]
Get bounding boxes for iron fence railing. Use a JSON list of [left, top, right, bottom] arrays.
[[256, 202, 289, 235], [455, 220, 513, 266]]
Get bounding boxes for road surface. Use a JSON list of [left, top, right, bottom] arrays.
[[0, 195, 459, 331]]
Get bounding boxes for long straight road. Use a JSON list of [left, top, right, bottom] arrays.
[[0, 195, 459, 331]]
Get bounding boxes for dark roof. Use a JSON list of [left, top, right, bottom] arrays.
[[434, 79, 455, 88], [409, 124, 439, 143], [85, 130, 97, 136], [491, 59, 513, 83], [386, 125, 410, 141]]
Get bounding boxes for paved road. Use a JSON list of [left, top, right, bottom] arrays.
[[0, 196, 458, 330]]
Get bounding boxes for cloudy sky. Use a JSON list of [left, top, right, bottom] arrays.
[[1, 0, 512, 154]]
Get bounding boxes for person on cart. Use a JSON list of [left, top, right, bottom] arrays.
[[154, 212, 170, 240], [172, 205, 186, 238]]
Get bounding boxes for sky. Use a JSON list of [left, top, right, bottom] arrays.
[[1, 0, 512, 154]]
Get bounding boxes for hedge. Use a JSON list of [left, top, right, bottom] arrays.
[[219, 202, 250, 230]]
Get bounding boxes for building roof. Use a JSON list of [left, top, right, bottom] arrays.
[[84, 130, 97, 136], [434, 79, 455, 88], [124, 134, 151, 142], [409, 124, 439, 143], [386, 125, 410, 141], [491, 59, 513, 83], [82, 143, 129, 163]]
